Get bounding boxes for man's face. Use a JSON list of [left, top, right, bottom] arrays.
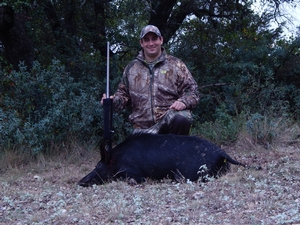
[[140, 32, 163, 61]]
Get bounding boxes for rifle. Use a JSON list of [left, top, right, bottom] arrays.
[[103, 41, 114, 152]]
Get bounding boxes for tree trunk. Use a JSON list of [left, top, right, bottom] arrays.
[[0, 6, 35, 70]]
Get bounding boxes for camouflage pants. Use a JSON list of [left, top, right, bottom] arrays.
[[133, 109, 192, 135]]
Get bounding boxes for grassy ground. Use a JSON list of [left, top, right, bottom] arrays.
[[1, 137, 300, 225]]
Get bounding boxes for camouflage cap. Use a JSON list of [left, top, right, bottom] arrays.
[[140, 25, 162, 39]]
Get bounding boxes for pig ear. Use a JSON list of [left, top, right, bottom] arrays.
[[100, 140, 110, 163]]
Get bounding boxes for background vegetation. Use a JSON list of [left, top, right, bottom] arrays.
[[1, 0, 300, 155]]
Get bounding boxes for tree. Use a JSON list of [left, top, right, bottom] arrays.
[[1, 0, 300, 151], [0, 5, 34, 70], [0, 0, 297, 70]]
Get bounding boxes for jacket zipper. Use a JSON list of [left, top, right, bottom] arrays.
[[148, 64, 155, 124]]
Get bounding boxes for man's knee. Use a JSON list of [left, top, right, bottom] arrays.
[[173, 114, 190, 125], [169, 114, 191, 135]]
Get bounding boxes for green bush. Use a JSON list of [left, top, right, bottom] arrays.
[[0, 60, 129, 154], [191, 104, 243, 145]]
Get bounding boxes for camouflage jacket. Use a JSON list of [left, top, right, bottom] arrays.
[[113, 48, 199, 129]]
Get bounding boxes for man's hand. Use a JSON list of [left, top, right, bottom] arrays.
[[169, 101, 186, 111], [101, 94, 114, 105]]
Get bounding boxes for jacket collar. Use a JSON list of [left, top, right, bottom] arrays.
[[136, 47, 166, 65]]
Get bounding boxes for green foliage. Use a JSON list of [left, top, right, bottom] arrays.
[[0, 0, 30, 11], [191, 104, 243, 145], [1, 0, 300, 152], [0, 60, 129, 154], [172, 4, 300, 146]]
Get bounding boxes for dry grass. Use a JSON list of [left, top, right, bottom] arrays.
[[1, 134, 300, 224]]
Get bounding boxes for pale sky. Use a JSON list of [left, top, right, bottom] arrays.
[[278, 2, 300, 38], [252, 1, 300, 38]]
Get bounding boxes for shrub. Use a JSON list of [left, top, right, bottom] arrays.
[[0, 60, 124, 154], [191, 104, 243, 145], [245, 113, 294, 147]]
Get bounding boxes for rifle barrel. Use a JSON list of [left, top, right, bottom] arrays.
[[106, 41, 110, 97], [103, 41, 113, 152]]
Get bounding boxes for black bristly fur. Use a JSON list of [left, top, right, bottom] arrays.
[[78, 133, 245, 187]]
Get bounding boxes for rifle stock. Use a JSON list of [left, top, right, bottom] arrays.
[[103, 98, 113, 151]]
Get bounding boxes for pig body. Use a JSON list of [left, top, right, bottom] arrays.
[[78, 133, 245, 186]]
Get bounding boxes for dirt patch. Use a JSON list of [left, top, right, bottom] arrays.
[[1, 143, 300, 224]]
